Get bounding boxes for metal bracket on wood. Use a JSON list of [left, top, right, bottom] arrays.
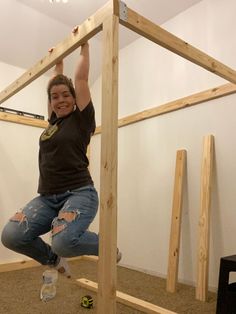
[[0, 106, 44, 120], [119, 1, 128, 21]]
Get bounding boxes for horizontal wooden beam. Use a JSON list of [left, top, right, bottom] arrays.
[[77, 278, 177, 314], [0, 259, 40, 273], [94, 82, 236, 134], [120, 7, 236, 84], [0, 1, 113, 105], [0, 256, 81, 273], [1, 82, 236, 130], [0, 111, 48, 128], [82, 255, 99, 262]]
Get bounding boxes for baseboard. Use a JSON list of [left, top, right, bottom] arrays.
[[120, 263, 217, 293]]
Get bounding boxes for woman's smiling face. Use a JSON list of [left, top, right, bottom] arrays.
[[50, 84, 75, 118]]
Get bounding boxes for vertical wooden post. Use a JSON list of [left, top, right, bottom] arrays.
[[196, 135, 214, 301], [166, 150, 186, 293], [113, 0, 120, 16], [97, 14, 119, 314]]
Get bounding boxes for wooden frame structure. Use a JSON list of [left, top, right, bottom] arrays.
[[1, 0, 236, 312]]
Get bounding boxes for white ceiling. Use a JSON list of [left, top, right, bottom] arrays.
[[1, 0, 203, 83], [16, 0, 202, 30]]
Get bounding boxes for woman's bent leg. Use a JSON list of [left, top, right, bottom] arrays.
[[1, 196, 58, 265], [51, 186, 99, 257]]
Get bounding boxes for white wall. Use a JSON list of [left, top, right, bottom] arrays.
[[89, 0, 236, 290], [0, 61, 49, 263]]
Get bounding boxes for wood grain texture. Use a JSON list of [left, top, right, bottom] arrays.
[[0, 112, 48, 128], [196, 135, 214, 301], [97, 14, 119, 314], [167, 150, 186, 293], [94, 83, 236, 135], [77, 278, 177, 314]]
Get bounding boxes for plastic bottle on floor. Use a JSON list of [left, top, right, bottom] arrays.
[[40, 269, 58, 302]]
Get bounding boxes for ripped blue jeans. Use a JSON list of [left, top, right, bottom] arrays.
[[1, 185, 99, 266]]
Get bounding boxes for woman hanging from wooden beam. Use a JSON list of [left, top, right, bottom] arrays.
[[1, 29, 122, 281]]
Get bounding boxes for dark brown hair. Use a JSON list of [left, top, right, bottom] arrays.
[[47, 74, 76, 102]]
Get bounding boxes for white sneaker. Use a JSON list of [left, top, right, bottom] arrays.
[[54, 257, 71, 278]]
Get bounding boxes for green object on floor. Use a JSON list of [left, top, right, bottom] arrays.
[[81, 295, 93, 309]]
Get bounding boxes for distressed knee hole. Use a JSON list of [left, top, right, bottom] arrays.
[[52, 210, 79, 235], [52, 224, 65, 235], [10, 212, 27, 224], [58, 211, 78, 222], [52, 210, 79, 236]]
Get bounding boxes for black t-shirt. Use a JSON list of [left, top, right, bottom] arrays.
[[37, 102, 95, 195]]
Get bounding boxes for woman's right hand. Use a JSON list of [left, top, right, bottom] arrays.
[[48, 47, 64, 76]]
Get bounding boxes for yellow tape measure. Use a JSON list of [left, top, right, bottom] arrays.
[[81, 295, 93, 309]]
